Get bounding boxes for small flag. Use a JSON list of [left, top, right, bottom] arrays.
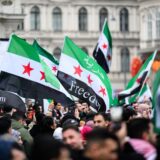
[[93, 19, 112, 73], [118, 50, 157, 101]]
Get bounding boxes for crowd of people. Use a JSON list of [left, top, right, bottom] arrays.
[[0, 99, 159, 160]]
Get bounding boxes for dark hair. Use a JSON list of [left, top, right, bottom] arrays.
[[2, 106, 12, 113], [122, 108, 137, 121], [127, 118, 151, 139], [62, 125, 80, 133], [41, 116, 54, 133], [0, 116, 11, 135], [35, 113, 45, 125], [94, 112, 111, 121], [86, 128, 119, 142], [85, 128, 120, 151], [31, 135, 68, 160], [12, 112, 24, 121]]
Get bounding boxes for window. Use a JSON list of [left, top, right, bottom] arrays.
[[53, 47, 61, 60], [30, 6, 40, 30], [99, 8, 108, 31], [148, 13, 152, 39], [53, 7, 62, 32], [121, 48, 130, 72], [156, 11, 160, 39], [79, 7, 88, 31], [120, 8, 129, 32], [81, 47, 88, 54]]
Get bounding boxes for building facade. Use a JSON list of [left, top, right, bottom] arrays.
[[0, 0, 159, 90]]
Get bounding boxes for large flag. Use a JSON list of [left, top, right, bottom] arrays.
[[153, 70, 160, 134], [33, 40, 59, 75], [129, 84, 152, 104], [93, 19, 112, 73], [118, 50, 157, 100], [0, 34, 73, 106], [58, 36, 113, 112]]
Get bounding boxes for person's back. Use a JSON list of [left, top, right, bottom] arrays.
[[127, 118, 157, 160], [30, 113, 45, 138], [12, 112, 33, 158]]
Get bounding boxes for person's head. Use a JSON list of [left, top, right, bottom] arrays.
[[81, 102, 89, 113], [122, 107, 137, 121], [62, 125, 83, 150], [75, 102, 83, 112], [109, 122, 127, 147], [85, 128, 120, 160], [42, 116, 56, 133], [35, 113, 45, 125], [12, 112, 25, 125], [0, 116, 12, 135], [0, 139, 26, 160], [93, 112, 110, 128], [127, 118, 157, 144], [32, 135, 70, 160], [2, 106, 13, 115]]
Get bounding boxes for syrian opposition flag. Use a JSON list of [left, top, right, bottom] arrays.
[[58, 36, 113, 112], [153, 70, 160, 134], [93, 19, 112, 73], [33, 40, 59, 75], [0, 34, 73, 106], [129, 84, 152, 104], [118, 50, 157, 101]]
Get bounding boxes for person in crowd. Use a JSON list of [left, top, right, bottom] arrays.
[[0, 116, 12, 135], [127, 118, 157, 160], [31, 135, 70, 160], [83, 128, 120, 160], [41, 116, 56, 136], [30, 113, 45, 138], [0, 138, 26, 160], [93, 112, 110, 128], [62, 125, 84, 160], [11, 112, 33, 158]]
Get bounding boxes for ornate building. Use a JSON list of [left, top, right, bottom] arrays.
[[0, 0, 159, 90]]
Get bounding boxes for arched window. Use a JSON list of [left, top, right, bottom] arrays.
[[79, 7, 87, 31], [30, 6, 40, 30], [120, 8, 129, 32], [53, 47, 61, 60], [99, 8, 108, 31], [148, 13, 152, 39], [53, 7, 62, 32], [121, 48, 130, 72], [156, 11, 160, 39], [81, 47, 88, 54]]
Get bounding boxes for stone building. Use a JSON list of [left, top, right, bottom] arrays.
[[0, 0, 159, 90]]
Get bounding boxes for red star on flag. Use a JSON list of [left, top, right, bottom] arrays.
[[136, 77, 141, 84], [102, 43, 108, 49], [87, 75, 93, 85], [52, 66, 57, 72], [99, 86, 106, 97], [107, 55, 111, 61], [74, 65, 83, 77], [22, 62, 34, 76], [40, 71, 45, 80]]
